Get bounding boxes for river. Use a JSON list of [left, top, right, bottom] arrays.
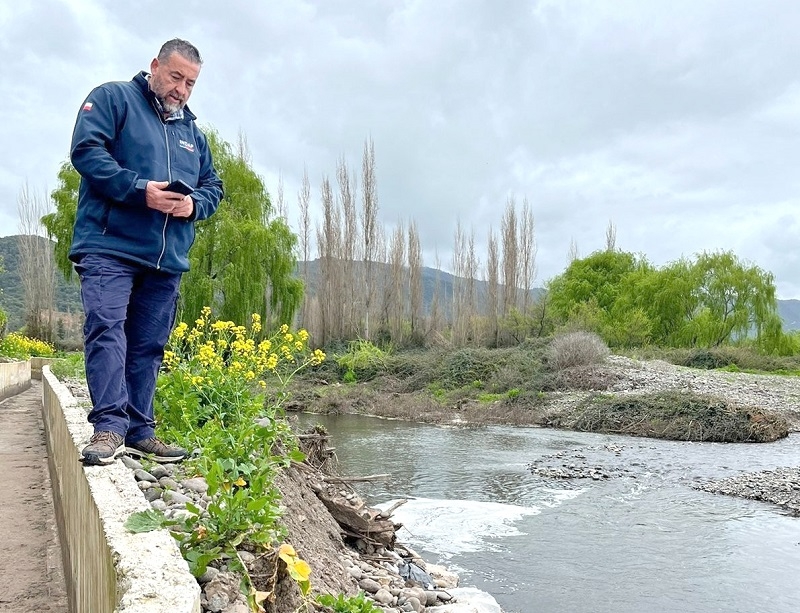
[[297, 413, 800, 613]]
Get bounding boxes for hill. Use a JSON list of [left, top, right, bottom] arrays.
[[0, 235, 83, 332], [777, 299, 800, 332]]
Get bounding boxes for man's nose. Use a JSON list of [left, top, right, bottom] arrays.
[[175, 80, 188, 97]]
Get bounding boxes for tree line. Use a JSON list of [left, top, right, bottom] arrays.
[[8, 127, 796, 355]]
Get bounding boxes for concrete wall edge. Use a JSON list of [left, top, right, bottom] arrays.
[[42, 367, 201, 613]]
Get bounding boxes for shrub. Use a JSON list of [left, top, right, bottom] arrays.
[[548, 391, 788, 442], [0, 332, 56, 359], [335, 340, 389, 381], [545, 331, 609, 371], [440, 348, 501, 389], [50, 352, 86, 380]]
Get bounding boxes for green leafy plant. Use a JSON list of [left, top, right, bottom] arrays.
[[317, 591, 382, 613], [50, 352, 85, 380], [139, 308, 325, 593], [336, 339, 389, 381]]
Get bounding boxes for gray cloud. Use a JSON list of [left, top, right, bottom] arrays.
[[2, 0, 800, 297]]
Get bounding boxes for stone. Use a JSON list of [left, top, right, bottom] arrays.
[[403, 586, 427, 604], [237, 550, 255, 564], [358, 577, 381, 594], [425, 590, 440, 606], [150, 499, 167, 512], [181, 477, 209, 494], [133, 468, 158, 483], [374, 588, 395, 605], [121, 456, 143, 470], [143, 487, 163, 502], [163, 489, 192, 505], [150, 464, 171, 479], [347, 565, 363, 580], [159, 476, 180, 490], [198, 566, 220, 584]]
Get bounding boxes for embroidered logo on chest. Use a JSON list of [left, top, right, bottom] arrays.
[[179, 139, 195, 153]]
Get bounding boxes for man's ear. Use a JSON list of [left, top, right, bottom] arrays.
[[150, 57, 159, 73]]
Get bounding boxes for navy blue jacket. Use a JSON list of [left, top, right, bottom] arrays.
[[69, 71, 223, 273]]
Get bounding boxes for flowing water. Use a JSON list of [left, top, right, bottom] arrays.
[[297, 413, 800, 613]]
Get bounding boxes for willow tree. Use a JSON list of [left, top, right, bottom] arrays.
[[42, 129, 302, 329], [182, 130, 302, 328], [42, 162, 81, 281]]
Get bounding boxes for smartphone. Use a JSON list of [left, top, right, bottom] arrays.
[[165, 179, 195, 195]]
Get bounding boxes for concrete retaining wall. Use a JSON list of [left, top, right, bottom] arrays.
[[31, 357, 58, 380], [0, 360, 31, 401], [41, 367, 200, 613]]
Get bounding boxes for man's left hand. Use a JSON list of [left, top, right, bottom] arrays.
[[171, 196, 194, 218]]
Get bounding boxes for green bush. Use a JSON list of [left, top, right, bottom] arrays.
[[50, 352, 86, 380], [335, 340, 389, 381]]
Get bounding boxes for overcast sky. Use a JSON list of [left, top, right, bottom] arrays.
[[3, 0, 800, 298]]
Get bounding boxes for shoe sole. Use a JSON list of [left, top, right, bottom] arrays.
[[81, 445, 126, 466], [125, 448, 187, 464]]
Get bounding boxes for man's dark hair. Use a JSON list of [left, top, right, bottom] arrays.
[[158, 39, 203, 65]]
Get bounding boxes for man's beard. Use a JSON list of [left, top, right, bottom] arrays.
[[158, 95, 183, 114]]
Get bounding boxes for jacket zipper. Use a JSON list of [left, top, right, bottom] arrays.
[[155, 119, 172, 270]]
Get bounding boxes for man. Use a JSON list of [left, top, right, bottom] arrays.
[[69, 39, 223, 465]]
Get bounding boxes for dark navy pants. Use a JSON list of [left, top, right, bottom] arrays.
[[75, 253, 181, 443]]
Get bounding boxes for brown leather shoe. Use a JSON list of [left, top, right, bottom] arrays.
[[81, 431, 125, 465], [126, 437, 187, 463]]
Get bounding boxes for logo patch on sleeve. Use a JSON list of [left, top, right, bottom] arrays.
[[82, 102, 93, 111], [179, 139, 195, 153]]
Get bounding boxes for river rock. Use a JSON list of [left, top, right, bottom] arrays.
[[159, 476, 181, 490], [374, 587, 395, 605], [150, 464, 172, 479], [133, 468, 158, 483], [347, 565, 362, 580], [181, 477, 209, 494], [359, 577, 381, 594], [143, 487, 163, 502], [163, 489, 191, 505], [121, 456, 143, 470]]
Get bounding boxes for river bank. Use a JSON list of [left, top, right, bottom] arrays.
[[290, 354, 800, 516], [60, 352, 800, 611]]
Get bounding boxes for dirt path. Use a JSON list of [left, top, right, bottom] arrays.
[[0, 382, 68, 612]]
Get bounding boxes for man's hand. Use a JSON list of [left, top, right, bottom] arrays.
[[145, 181, 194, 217], [171, 196, 194, 218]]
